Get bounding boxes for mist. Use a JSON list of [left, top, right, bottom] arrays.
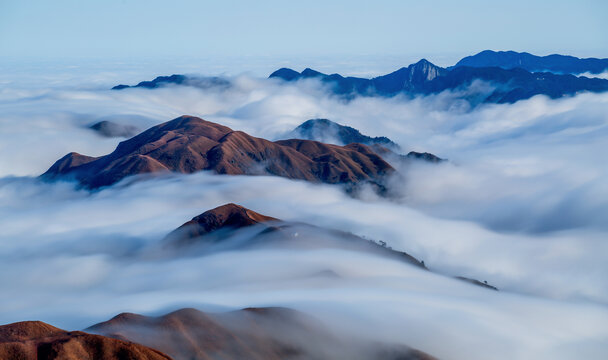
[[0, 60, 607, 359]]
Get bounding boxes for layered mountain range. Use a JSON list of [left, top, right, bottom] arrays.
[[111, 51, 608, 104], [270, 59, 608, 103]]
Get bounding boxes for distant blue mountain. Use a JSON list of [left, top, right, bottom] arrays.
[[112, 74, 230, 90], [270, 59, 608, 104], [110, 51, 608, 104], [287, 118, 400, 149], [270, 59, 446, 97], [286, 119, 445, 164], [453, 50, 608, 74]]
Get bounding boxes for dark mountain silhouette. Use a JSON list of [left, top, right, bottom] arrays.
[[88, 307, 436, 360], [90, 121, 140, 138], [405, 151, 444, 163], [453, 50, 608, 74], [456, 277, 498, 291], [271, 59, 608, 103], [0, 320, 171, 360], [366, 144, 445, 165], [112, 74, 230, 90], [288, 118, 399, 149], [42, 116, 395, 191]]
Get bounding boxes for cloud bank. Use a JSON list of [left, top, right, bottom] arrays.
[[0, 61, 607, 359]]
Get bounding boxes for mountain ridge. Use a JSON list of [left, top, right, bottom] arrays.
[[42, 116, 395, 192], [271, 61, 608, 103], [453, 50, 608, 74]]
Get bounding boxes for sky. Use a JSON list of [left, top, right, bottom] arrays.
[[1, 0, 607, 68], [0, 2, 608, 358]]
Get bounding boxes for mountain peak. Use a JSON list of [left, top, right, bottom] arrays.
[[165, 203, 279, 246], [408, 59, 445, 81], [0, 321, 64, 342], [269, 67, 300, 81], [289, 118, 400, 149], [0, 321, 172, 360], [413, 58, 433, 66], [301, 68, 324, 78], [191, 203, 278, 228]]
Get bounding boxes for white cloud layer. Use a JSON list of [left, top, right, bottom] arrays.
[[0, 62, 607, 359]]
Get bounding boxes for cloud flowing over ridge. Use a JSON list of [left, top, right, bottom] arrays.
[[0, 62, 607, 359]]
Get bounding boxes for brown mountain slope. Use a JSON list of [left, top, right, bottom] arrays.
[[164, 203, 499, 291], [0, 320, 171, 360], [42, 115, 394, 190], [88, 307, 436, 360], [164, 203, 427, 269], [166, 203, 278, 246]]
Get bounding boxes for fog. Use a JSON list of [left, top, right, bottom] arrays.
[[0, 61, 607, 359]]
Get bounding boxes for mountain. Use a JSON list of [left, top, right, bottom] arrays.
[[286, 119, 445, 163], [270, 59, 447, 97], [0, 320, 171, 360], [371, 59, 447, 93], [112, 74, 230, 90], [405, 151, 444, 163], [88, 307, 436, 360], [453, 50, 608, 74], [166, 203, 279, 246], [287, 118, 400, 149], [42, 116, 395, 191], [165, 203, 426, 268], [165, 204, 499, 290], [424, 65, 608, 103], [90, 120, 140, 138], [271, 59, 608, 104]]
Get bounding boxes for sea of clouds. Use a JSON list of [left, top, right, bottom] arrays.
[[0, 59, 607, 359]]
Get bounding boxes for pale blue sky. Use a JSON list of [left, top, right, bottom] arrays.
[[1, 0, 607, 64]]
